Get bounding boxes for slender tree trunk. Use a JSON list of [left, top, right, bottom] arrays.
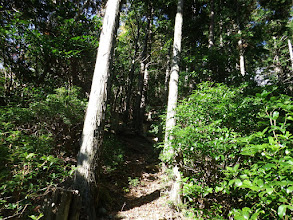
[[164, 0, 183, 206], [288, 39, 293, 71], [165, 0, 183, 145], [273, 36, 282, 76], [238, 29, 245, 76], [219, 20, 224, 47], [164, 44, 172, 103], [139, 6, 153, 136], [164, 53, 171, 100], [134, 1, 152, 134], [288, 39, 293, 93], [135, 61, 146, 133], [208, 0, 215, 79], [208, 0, 215, 48], [124, 21, 140, 123], [74, 0, 121, 218], [236, 2, 245, 77], [139, 63, 149, 134]]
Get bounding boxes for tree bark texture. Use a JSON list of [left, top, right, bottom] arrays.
[[74, 0, 121, 219], [164, 0, 183, 145], [164, 49, 171, 100], [43, 188, 81, 220], [164, 0, 183, 206]]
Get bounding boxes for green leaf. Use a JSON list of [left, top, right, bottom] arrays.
[[250, 209, 263, 220], [266, 187, 274, 195], [235, 179, 243, 187], [278, 205, 287, 218], [215, 186, 223, 192], [242, 207, 251, 219], [233, 163, 240, 171], [286, 186, 293, 193], [272, 111, 279, 120], [242, 180, 252, 186], [26, 153, 35, 159]]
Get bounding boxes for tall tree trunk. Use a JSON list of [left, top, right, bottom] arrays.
[[288, 39, 293, 93], [134, 1, 152, 134], [208, 0, 215, 79], [139, 63, 150, 135], [238, 29, 245, 76], [236, 2, 245, 77], [208, 0, 215, 48], [165, 0, 183, 145], [164, 0, 183, 206], [273, 36, 282, 76], [164, 52, 171, 101], [74, 0, 121, 218], [288, 39, 293, 71], [124, 22, 140, 123], [219, 20, 224, 47]]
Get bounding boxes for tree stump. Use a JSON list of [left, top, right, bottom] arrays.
[[43, 188, 81, 220]]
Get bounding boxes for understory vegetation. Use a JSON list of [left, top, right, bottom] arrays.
[[0, 86, 84, 218], [161, 82, 293, 219], [0, 86, 126, 219]]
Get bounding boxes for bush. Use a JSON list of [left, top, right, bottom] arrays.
[[224, 90, 293, 219], [0, 86, 85, 219], [161, 82, 293, 219]]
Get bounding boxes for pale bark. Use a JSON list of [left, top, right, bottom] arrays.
[[238, 30, 245, 76], [134, 1, 153, 133], [164, 0, 183, 206], [140, 63, 149, 115], [165, 0, 183, 145], [164, 55, 171, 94], [140, 6, 153, 128], [219, 20, 224, 47], [287, 39, 293, 92], [74, 0, 121, 218], [288, 39, 293, 71], [208, 0, 215, 48], [169, 165, 182, 205], [164, 45, 172, 102], [273, 36, 282, 75]]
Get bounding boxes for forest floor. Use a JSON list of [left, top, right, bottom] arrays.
[[100, 134, 184, 220]]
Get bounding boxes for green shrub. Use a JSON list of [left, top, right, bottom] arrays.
[[223, 90, 293, 219], [102, 133, 125, 172], [0, 86, 85, 219], [161, 82, 293, 219]]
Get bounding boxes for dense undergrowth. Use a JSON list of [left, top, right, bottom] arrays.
[[0, 86, 87, 219], [0, 85, 128, 219], [1, 81, 292, 219], [161, 82, 293, 219]]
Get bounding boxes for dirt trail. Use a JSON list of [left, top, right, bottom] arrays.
[[100, 134, 183, 220]]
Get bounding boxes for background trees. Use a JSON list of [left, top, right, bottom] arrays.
[[0, 0, 101, 100], [0, 0, 292, 219]]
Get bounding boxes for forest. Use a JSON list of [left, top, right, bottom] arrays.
[[0, 0, 293, 219]]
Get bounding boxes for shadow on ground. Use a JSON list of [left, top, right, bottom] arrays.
[[99, 133, 162, 219]]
